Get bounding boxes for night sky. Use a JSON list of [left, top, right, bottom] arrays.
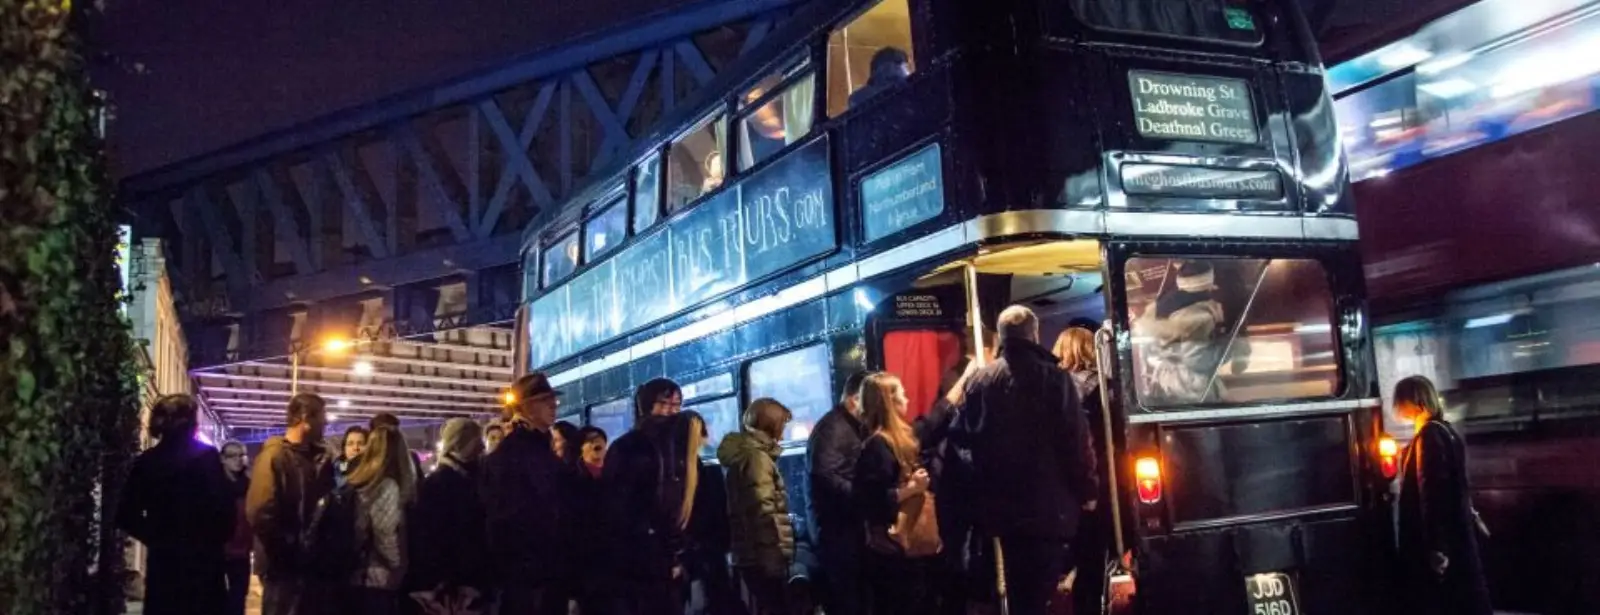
[[90, 0, 1435, 181], [94, 0, 694, 179]]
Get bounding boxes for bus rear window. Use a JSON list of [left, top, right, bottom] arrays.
[[1072, 0, 1265, 45], [1125, 257, 1340, 407]]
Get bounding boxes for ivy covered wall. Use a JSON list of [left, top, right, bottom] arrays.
[[0, 1, 142, 613]]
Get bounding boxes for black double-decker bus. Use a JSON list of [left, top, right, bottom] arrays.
[[516, 0, 1394, 613]]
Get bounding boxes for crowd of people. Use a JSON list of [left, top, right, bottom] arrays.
[[115, 304, 1490, 615]]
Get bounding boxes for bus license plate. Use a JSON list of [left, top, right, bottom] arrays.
[[1244, 572, 1299, 615]]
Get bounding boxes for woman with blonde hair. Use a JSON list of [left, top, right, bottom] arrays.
[[854, 372, 937, 615], [340, 425, 414, 614], [1394, 376, 1492, 615]]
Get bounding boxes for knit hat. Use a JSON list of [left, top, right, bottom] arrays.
[[438, 418, 483, 458]]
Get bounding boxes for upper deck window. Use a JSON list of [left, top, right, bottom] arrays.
[[737, 62, 817, 171], [633, 153, 663, 232], [584, 197, 627, 260], [521, 249, 539, 302], [1072, 0, 1264, 45], [827, 0, 916, 117], [541, 232, 580, 288], [1124, 256, 1340, 407], [666, 111, 728, 213]]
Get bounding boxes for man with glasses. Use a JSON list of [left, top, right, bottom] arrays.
[[220, 441, 252, 615], [480, 372, 568, 614], [633, 377, 684, 425]]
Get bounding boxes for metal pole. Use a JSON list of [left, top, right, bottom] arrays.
[[1096, 326, 1126, 558], [964, 261, 986, 367], [291, 351, 299, 395], [994, 536, 1010, 615]]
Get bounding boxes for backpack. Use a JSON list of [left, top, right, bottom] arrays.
[[304, 484, 368, 578]]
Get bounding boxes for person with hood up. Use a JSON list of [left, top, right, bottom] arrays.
[[1131, 261, 1227, 405], [948, 306, 1098, 615], [118, 394, 234, 615], [603, 390, 708, 615], [247, 393, 336, 615], [1394, 376, 1493, 615], [410, 418, 490, 614], [719, 398, 799, 615], [479, 372, 568, 614]]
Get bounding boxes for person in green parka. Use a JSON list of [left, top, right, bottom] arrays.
[[718, 397, 799, 615]]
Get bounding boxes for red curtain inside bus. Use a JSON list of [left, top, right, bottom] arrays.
[[884, 329, 963, 421]]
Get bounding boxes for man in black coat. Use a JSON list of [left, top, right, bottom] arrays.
[[480, 372, 567, 614], [948, 306, 1098, 615], [806, 370, 870, 615], [119, 394, 235, 615]]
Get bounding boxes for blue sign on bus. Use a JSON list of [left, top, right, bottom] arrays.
[[527, 137, 836, 368], [861, 142, 944, 243]]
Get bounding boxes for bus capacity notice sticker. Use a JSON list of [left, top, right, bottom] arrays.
[[1128, 71, 1258, 145]]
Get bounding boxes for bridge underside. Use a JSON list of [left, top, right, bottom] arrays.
[[123, 0, 801, 438]]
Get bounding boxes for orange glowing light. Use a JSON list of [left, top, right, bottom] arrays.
[[1135, 457, 1163, 504]]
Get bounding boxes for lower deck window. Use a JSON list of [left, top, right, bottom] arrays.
[[586, 397, 633, 439], [1163, 416, 1356, 524], [747, 343, 834, 442], [688, 396, 741, 458]]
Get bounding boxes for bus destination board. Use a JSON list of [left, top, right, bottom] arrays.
[[861, 143, 945, 243], [1128, 71, 1257, 144]]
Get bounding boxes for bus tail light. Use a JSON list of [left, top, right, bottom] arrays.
[[1135, 457, 1163, 504], [1378, 436, 1399, 479]]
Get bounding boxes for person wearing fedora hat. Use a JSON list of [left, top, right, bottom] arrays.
[[1133, 261, 1228, 404], [479, 371, 569, 613]]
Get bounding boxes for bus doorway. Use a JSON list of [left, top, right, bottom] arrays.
[[865, 239, 1109, 417]]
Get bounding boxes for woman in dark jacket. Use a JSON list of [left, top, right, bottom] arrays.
[[410, 418, 490, 612], [603, 410, 709, 615], [1055, 325, 1125, 615], [1395, 376, 1492, 615], [546, 419, 587, 615], [855, 373, 936, 615], [118, 394, 234, 615], [568, 426, 613, 615]]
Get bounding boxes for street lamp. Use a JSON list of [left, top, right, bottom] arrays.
[[291, 336, 355, 394]]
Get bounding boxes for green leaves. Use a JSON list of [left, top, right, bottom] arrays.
[[0, 1, 140, 613]]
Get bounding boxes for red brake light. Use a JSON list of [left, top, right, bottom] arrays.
[[1135, 457, 1163, 504], [1378, 436, 1399, 479]]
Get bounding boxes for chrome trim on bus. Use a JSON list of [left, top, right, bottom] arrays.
[[1126, 398, 1382, 425], [1106, 211, 1305, 238], [975, 209, 1102, 237], [1304, 216, 1359, 240], [546, 210, 1359, 386], [1170, 503, 1362, 533]]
